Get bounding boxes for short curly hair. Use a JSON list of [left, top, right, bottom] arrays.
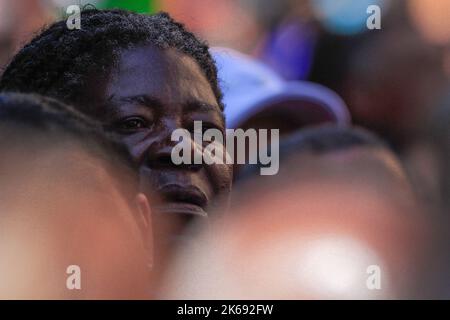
[[0, 9, 224, 112]]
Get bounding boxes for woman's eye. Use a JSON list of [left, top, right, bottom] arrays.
[[117, 117, 148, 132]]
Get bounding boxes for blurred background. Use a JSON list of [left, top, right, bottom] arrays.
[[1, 0, 449, 151]]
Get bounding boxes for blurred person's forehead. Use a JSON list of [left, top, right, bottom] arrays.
[[283, 145, 406, 177], [0, 120, 139, 202], [240, 145, 411, 197], [322, 147, 408, 180], [0, 145, 138, 230], [0, 141, 135, 207]]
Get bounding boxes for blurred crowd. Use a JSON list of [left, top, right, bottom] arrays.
[[0, 0, 449, 299]]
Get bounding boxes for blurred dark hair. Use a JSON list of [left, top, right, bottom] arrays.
[[279, 125, 386, 156], [237, 125, 388, 182]]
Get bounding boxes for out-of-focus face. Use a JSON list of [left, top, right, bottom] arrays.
[[0, 145, 151, 299], [160, 178, 430, 299], [159, 144, 434, 299], [90, 45, 232, 236]]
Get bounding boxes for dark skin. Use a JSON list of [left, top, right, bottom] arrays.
[[88, 45, 232, 238]]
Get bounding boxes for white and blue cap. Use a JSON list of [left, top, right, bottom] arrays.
[[212, 47, 351, 129]]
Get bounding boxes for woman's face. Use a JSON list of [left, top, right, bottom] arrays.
[[90, 45, 232, 228]]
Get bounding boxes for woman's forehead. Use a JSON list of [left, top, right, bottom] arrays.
[[105, 45, 219, 108]]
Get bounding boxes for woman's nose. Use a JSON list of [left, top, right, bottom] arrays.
[[144, 122, 204, 171]]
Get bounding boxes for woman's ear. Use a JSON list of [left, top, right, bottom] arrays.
[[135, 192, 151, 229], [135, 193, 153, 269]]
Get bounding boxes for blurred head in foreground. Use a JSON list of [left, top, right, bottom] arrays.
[[0, 93, 152, 299], [160, 126, 435, 299]]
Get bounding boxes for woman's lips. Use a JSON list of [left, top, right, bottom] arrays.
[[153, 184, 209, 217]]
